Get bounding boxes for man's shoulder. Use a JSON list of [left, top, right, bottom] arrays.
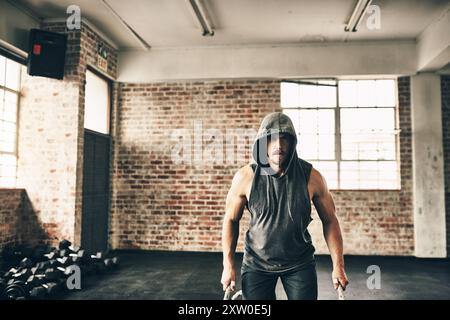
[[308, 166, 321, 183], [236, 164, 255, 180], [307, 166, 329, 197], [230, 164, 254, 196], [296, 158, 323, 188]]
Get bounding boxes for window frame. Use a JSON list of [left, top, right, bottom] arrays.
[[0, 84, 21, 156], [84, 66, 112, 135], [281, 78, 400, 190], [0, 53, 23, 187]]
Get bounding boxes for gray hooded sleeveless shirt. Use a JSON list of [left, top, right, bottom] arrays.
[[243, 112, 315, 272]]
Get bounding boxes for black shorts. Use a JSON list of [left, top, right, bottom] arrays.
[[241, 260, 318, 300]]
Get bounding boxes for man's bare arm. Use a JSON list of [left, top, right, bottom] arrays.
[[221, 166, 249, 291], [311, 168, 349, 289]]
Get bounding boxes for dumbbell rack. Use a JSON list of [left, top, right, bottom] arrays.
[[0, 240, 120, 300]]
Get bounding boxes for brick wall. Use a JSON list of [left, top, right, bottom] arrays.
[[441, 75, 450, 257], [110, 80, 279, 250], [111, 77, 414, 255], [0, 189, 47, 250], [14, 21, 117, 246], [0, 190, 22, 249]]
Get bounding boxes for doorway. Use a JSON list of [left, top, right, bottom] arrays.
[[81, 68, 112, 253]]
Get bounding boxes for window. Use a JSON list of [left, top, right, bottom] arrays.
[[0, 55, 21, 188], [281, 79, 399, 190], [84, 69, 110, 134]]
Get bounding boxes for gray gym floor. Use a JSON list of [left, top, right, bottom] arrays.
[[63, 251, 450, 300]]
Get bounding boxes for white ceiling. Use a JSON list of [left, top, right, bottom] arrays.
[[13, 0, 450, 49]]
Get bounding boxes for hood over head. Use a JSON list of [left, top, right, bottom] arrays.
[[252, 112, 298, 176]]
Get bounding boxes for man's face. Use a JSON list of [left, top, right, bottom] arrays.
[[267, 133, 292, 166]]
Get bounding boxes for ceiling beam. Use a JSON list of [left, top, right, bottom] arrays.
[[417, 5, 450, 72], [117, 41, 417, 82]]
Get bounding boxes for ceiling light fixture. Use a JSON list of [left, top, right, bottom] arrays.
[[344, 0, 372, 32], [186, 0, 215, 36]]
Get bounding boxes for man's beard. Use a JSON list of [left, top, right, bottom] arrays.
[[270, 148, 290, 167]]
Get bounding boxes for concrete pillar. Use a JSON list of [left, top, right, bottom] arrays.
[[411, 73, 447, 257]]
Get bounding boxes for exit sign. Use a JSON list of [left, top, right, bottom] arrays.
[[97, 55, 108, 73]]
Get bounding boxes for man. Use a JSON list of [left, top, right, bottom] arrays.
[[221, 112, 348, 300]]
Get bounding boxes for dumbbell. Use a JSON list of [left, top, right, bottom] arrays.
[[30, 266, 39, 275], [59, 249, 70, 258], [104, 257, 120, 270], [11, 268, 32, 282], [41, 282, 62, 296], [33, 261, 51, 274], [29, 277, 66, 298], [59, 239, 72, 251], [20, 257, 33, 269], [44, 268, 61, 282], [56, 264, 79, 278], [26, 274, 47, 288], [29, 286, 47, 300], [70, 255, 81, 265], [42, 268, 69, 287], [90, 252, 107, 273], [91, 252, 105, 260], [4, 280, 28, 300], [44, 251, 59, 261], [68, 245, 81, 253], [4, 266, 34, 281], [43, 264, 80, 286], [56, 256, 71, 267], [38, 260, 58, 277], [69, 249, 86, 264], [3, 267, 20, 280], [59, 242, 84, 258], [26, 274, 48, 299], [48, 259, 58, 267], [112, 256, 120, 266]]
